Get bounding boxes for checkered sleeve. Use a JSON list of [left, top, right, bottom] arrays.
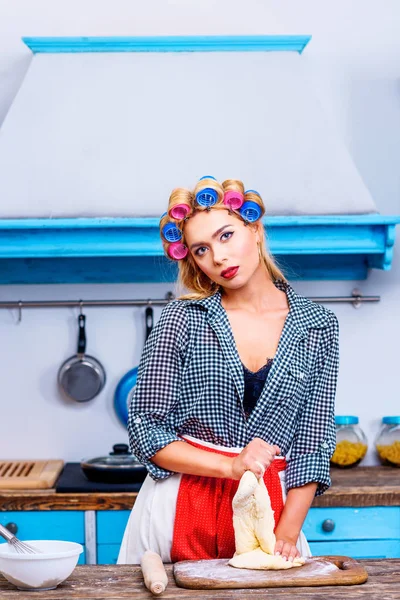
[[127, 301, 188, 481], [286, 313, 339, 496]]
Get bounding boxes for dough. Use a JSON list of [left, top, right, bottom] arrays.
[[229, 547, 304, 570], [229, 471, 305, 570]]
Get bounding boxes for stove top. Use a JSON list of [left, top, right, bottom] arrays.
[[56, 463, 143, 493]]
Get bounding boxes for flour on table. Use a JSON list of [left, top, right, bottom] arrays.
[[229, 471, 305, 570]]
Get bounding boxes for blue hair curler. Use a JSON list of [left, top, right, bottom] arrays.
[[239, 201, 262, 223], [196, 176, 219, 207], [162, 222, 182, 242], [196, 188, 218, 207]]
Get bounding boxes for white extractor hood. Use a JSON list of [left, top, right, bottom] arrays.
[[0, 35, 377, 218]]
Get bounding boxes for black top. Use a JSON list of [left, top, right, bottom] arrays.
[[242, 359, 273, 418]]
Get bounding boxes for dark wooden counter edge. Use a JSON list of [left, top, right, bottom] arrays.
[[0, 488, 400, 511], [0, 467, 399, 510], [1, 560, 400, 599]]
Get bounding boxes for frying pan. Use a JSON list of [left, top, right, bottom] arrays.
[[114, 306, 154, 426], [58, 313, 106, 402]]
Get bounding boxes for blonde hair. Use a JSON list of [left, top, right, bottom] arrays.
[[160, 178, 286, 300]]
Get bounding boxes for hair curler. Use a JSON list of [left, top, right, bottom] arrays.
[[169, 203, 191, 220], [239, 201, 262, 223], [195, 175, 218, 207], [162, 222, 182, 243], [167, 241, 189, 260], [223, 190, 244, 210]]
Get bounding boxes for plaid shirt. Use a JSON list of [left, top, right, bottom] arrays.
[[128, 281, 339, 496]]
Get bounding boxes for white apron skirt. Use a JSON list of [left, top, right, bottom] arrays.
[[117, 436, 312, 564]]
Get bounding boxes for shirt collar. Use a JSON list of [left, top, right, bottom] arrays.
[[187, 280, 329, 333]]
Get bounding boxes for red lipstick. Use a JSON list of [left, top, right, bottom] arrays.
[[221, 266, 239, 279]]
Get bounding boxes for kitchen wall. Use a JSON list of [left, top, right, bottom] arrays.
[[0, 0, 399, 464]]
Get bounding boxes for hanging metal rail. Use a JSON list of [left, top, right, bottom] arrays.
[[0, 289, 380, 315]]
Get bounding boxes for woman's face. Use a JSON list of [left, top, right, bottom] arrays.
[[184, 208, 261, 289]]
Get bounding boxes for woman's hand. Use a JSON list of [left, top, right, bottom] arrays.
[[274, 535, 300, 562], [230, 437, 280, 480]]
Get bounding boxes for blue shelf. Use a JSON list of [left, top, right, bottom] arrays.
[[22, 35, 312, 54], [0, 215, 399, 283]]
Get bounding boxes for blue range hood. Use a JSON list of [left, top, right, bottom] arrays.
[[0, 215, 398, 284], [0, 37, 398, 283]]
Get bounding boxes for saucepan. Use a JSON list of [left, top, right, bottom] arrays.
[[80, 444, 147, 484], [58, 312, 106, 402]]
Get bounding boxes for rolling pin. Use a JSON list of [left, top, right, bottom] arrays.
[[140, 550, 168, 595]]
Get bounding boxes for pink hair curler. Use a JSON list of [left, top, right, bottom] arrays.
[[169, 203, 191, 220], [167, 241, 189, 260], [223, 190, 244, 210]]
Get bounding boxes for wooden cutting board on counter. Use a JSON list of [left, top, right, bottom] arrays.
[[174, 556, 368, 589], [0, 460, 64, 489]]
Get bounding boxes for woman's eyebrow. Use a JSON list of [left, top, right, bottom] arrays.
[[189, 225, 231, 250]]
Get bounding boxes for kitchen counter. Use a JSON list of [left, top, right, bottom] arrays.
[[0, 560, 399, 599], [0, 467, 399, 511]]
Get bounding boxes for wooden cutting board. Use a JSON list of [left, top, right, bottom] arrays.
[[174, 556, 368, 589], [0, 460, 64, 489]]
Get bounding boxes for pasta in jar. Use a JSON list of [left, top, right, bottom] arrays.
[[375, 417, 400, 467], [330, 416, 367, 468]]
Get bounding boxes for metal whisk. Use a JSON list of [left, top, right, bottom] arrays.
[[0, 523, 40, 554]]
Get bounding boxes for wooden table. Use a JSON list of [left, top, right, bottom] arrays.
[[0, 560, 399, 599]]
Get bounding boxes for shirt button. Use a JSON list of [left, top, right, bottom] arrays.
[[321, 441, 329, 449], [299, 372, 305, 380], [134, 417, 142, 424]]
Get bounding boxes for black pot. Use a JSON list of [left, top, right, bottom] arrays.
[[80, 443, 147, 484]]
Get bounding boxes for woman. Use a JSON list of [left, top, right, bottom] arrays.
[[118, 177, 339, 565]]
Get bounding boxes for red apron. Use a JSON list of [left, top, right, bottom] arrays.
[[170, 438, 287, 562]]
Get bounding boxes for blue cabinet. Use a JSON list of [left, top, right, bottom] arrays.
[[3, 506, 398, 564], [0, 511, 86, 564], [97, 510, 130, 565], [308, 539, 400, 558], [304, 507, 400, 559], [94, 506, 400, 564]]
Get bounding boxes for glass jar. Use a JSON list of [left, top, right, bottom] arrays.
[[330, 416, 368, 468], [375, 416, 400, 467]]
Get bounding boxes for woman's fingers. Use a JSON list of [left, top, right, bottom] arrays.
[[249, 444, 280, 473], [254, 461, 265, 478], [253, 438, 281, 457], [275, 540, 300, 561], [274, 539, 284, 556], [232, 438, 282, 480], [289, 545, 301, 561], [279, 541, 292, 561]]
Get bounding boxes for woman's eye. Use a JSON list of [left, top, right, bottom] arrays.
[[194, 232, 233, 256]]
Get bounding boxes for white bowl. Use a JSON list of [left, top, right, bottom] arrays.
[[0, 540, 83, 590]]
